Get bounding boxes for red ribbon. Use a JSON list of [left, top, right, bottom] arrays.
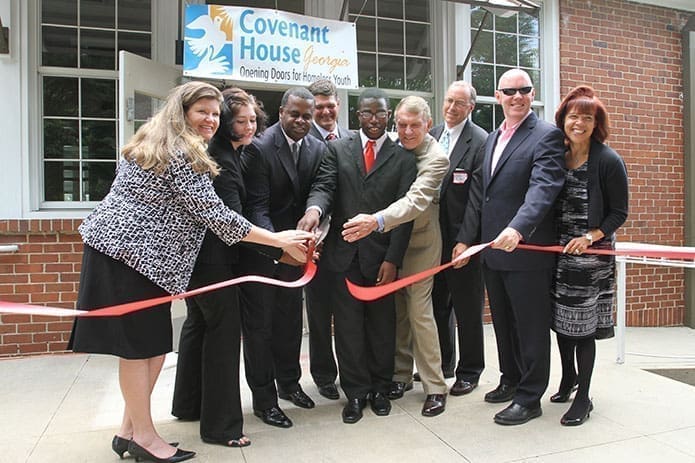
[[0, 255, 317, 318]]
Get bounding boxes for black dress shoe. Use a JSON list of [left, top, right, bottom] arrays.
[[386, 381, 413, 400], [254, 406, 293, 428], [550, 384, 578, 403], [493, 402, 542, 425], [342, 398, 367, 424], [126, 440, 195, 463], [112, 436, 179, 459], [317, 383, 340, 400], [484, 383, 517, 403], [414, 370, 454, 382], [450, 380, 478, 396], [369, 392, 392, 416], [560, 399, 593, 426], [278, 388, 315, 409], [422, 394, 447, 417]]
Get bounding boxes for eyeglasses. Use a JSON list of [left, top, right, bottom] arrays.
[[498, 86, 533, 96], [358, 110, 389, 120], [444, 97, 471, 108]]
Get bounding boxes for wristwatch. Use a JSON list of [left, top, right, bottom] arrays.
[[584, 232, 593, 244]]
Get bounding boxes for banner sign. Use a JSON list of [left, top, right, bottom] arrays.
[[183, 5, 358, 88]]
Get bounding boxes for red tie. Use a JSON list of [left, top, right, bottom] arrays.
[[325, 133, 337, 141], [364, 140, 376, 173]]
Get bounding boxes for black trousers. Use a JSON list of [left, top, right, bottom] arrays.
[[326, 259, 396, 400], [172, 264, 243, 442], [431, 257, 485, 382], [305, 263, 338, 387], [240, 258, 303, 410], [483, 265, 552, 408]]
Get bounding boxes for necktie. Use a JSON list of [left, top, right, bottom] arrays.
[[364, 140, 376, 173], [325, 132, 337, 141], [439, 129, 450, 155], [291, 142, 300, 166]]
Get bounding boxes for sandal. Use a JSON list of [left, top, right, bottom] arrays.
[[203, 435, 251, 448]]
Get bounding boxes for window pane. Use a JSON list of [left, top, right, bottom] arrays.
[[519, 11, 539, 36], [472, 103, 493, 133], [119, 0, 151, 31], [471, 7, 492, 30], [82, 121, 117, 159], [80, 29, 116, 69], [406, 57, 431, 92], [495, 14, 517, 34], [378, 54, 404, 90], [519, 36, 540, 68], [406, 22, 429, 57], [378, 19, 403, 54], [43, 119, 79, 159], [82, 79, 115, 118], [349, 0, 375, 16], [528, 69, 541, 100], [495, 104, 504, 129], [44, 77, 78, 117], [118, 32, 152, 60], [471, 30, 493, 63], [496, 33, 518, 67], [405, 0, 429, 22], [42, 0, 77, 26], [377, 0, 403, 20], [81, 0, 115, 28], [42, 26, 78, 67], [82, 162, 116, 201], [471, 63, 495, 97], [44, 161, 79, 201], [358, 53, 377, 88], [356, 17, 376, 53]]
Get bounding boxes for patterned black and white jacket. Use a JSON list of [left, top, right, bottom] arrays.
[[79, 150, 252, 294]]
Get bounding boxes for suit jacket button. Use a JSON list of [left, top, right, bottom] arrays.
[[485, 197, 490, 202]]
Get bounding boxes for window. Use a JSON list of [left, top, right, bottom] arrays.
[[347, 0, 432, 129], [468, 6, 542, 132], [40, 0, 152, 204]]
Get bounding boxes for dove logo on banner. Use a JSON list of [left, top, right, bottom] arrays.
[[183, 4, 358, 88], [184, 5, 234, 76]]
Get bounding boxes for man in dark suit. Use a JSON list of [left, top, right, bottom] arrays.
[[241, 87, 325, 428], [426, 81, 488, 396], [298, 88, 416, 424], [304, 79, 351, 401], [454, 69, 566, 425]]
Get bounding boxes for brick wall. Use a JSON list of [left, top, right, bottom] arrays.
[[559, 0, 690, 327], [0, 220, 82, 356]]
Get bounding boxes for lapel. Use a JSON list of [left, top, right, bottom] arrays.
[[441, 122, 472, 196], [488, 113, 537, 184], [272, 124, 301, 198]]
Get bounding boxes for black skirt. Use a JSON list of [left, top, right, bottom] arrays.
[[68, 244, 173, 359]]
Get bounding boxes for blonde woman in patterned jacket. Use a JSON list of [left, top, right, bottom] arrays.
[[68, 81, 312, 463]]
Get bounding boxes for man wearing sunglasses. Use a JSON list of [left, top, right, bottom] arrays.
[[453, 69, 566, 425]]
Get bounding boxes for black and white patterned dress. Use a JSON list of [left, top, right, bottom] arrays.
[[552, 162, 615, 339]]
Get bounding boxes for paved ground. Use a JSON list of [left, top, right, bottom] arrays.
[[1, 325, 694, 463]]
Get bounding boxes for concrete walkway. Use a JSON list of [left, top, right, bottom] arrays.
[[1, 326, 694, 462]]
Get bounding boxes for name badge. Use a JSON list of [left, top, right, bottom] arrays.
[[453, 169, 468, 184]]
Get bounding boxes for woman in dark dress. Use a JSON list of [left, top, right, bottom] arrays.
[[551, 86, 629, 426], [172, 87, 277, 448], [69, 81, 313, 462]]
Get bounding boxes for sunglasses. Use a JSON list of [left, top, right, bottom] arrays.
[[498, 86, 533, 96]]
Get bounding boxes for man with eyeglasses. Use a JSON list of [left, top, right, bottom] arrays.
[[298, 88, 416, 424], [453, 69, 566, 425], [419, 81, 489, 398]]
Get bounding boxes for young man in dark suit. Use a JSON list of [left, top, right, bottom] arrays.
[[454, 69, 566, 425], [298, 88, 417, 424], [241, 87, 325, 428], [427, 81, 488, 396]]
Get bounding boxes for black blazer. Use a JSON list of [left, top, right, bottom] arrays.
[[308, 123, 352, 144], [242, 122, 326, 232], [430, 121, 487, 258], [306, 133, 417, 278], [458, 112, 566, 271]]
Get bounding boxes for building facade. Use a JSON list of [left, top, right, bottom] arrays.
[[0, 0, 693, 356]]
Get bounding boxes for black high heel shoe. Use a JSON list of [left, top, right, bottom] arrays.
[[127, 440, 195, 463], [112, 436, 180, 459], [549, 383, 578, 403], [560, 399, 593, 426]]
